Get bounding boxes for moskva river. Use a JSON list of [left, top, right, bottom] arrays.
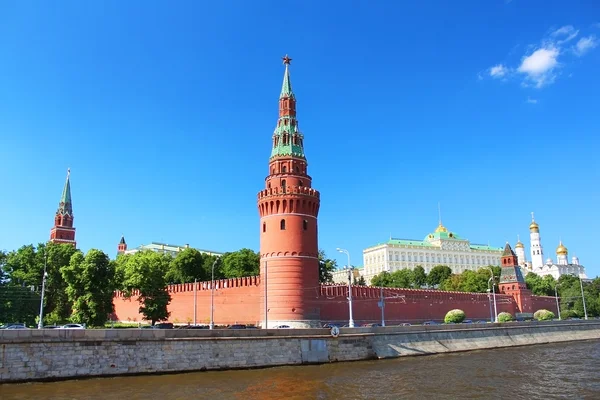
[[1, 340, 599, 399]]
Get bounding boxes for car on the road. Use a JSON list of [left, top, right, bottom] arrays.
[[275, 325, 291, 329], [61, 324, 85, 329], [1, 323, 28, 329]]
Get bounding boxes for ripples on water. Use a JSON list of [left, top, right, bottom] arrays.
[[1, 341, 599, 400]]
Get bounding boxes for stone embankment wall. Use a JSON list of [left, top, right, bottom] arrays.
[[1, 321, 599, 383]]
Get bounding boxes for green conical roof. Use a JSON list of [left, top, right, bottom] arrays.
[[280, 63, 294, 99], [57, 169, 73, 216]]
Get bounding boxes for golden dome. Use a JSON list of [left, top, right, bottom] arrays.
[[529, 220, 539, 232], [556, 241, 568, 255], [435, 223, 448, 233], [515, 241, 524, 249]]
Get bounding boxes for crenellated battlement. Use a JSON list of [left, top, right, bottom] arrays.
[[257, 185, 320, 200], [319, 284, 516, 303], [114, 276, 261, 298]]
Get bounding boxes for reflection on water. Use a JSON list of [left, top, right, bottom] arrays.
[[1, 341, 599, 400]]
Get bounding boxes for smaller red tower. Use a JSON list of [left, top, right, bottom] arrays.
[[499, 243, 532, 316], [117, 235, 127, 255], [49, 169, 76, 247]]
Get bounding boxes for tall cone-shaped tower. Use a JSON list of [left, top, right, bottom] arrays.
[[49, 168, 76, 246], [257, 55, 321, 328]]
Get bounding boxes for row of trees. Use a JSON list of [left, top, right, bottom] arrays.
[[1, 244, 340, 327], [370, 265, 600, 318]]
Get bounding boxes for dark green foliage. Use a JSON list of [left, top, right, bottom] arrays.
[[61, 249, 116, 327]]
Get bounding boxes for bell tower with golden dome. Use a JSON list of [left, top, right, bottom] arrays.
[[529, 212, 544, 271], [515, 235, 527, 267]]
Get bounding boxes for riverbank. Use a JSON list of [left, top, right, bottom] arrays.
[[1, 320, 599, 383]]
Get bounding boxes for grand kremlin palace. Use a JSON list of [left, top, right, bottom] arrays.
[[362, 222, 502, 285]]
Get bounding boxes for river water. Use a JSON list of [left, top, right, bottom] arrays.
[[1, 340, 599, 399]]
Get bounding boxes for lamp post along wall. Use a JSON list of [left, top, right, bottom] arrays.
[[554, 285, 561, 320], [579, 274, 588, 320], [337, 248, 354, 328], [37, 251, 48, 329], [209, 258, 219, 330]]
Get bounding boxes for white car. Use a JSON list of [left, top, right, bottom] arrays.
[[61, 324, 86, 329]]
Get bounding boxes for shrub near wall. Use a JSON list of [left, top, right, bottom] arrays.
[[533, 309, 555, 321], [497, 312, 514, 323], [444, 309, 466, 324]]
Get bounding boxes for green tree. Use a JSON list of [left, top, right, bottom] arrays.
[[318, 250, 336, 283], [412, 265, 427, 288], [370, 271, 393, 287], [117, 251, 172, 325], [353, 275, 366, 286], [389, 269, 413, 288], [2, 243, 78, 325], [220, 249, 260, 278], [166, 248, 207, 283], [61, 249, 116, 327], [427, 265, 452, 287]]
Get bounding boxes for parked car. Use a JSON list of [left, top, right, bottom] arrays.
[[275, 325, 291, 329], [401, 323, 412, 326], [361, 323, 381, 327], [423, 321, 439, 325], [61, 324, 85, 329], [228, 324, 247, 329], [1, 323, 28, 329], [154, 323, 174, 329], [463, 320, 473, 324]]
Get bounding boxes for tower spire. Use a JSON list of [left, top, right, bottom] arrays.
[[49, 168, 76, 246], [280, 55, 294, 99], [59, 168, 73, 216], [438, 202, 442, 226]]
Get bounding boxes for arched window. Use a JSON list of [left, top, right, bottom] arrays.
[[303, 220, 308, 231], [282, 165, 287, 173], [263, 223, 266, 233], [280, 219, 286, 230], [299, 180, 303, 186], [281, 179, 286, 191]]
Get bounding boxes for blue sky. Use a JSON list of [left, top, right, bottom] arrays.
[[0, 1, 598, 277]]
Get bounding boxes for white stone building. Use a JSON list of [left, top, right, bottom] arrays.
[[516, 214, 587, 280], [124, 242, 223, 258], [361, 222, 503, 285]]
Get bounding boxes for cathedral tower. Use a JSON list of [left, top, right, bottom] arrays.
[[257, 55, 321, 328], [117, 235, 128, 255], [515, 235, 526, 267], [529, 212, 544, 270], [49, 169, 76, 246], [499, 243, 532, 315]]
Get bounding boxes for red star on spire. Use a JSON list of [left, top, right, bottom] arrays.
[[282, 54, 292, 65]]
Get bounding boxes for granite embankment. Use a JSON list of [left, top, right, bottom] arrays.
[[1, 320, 599, 383]]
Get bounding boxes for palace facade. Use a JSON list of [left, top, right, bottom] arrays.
[[362, 222, 503, 285]]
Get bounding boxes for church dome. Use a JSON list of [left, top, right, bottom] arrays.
[[515, 240, 524, 249], [556, 241, 568, 255], [529, 220, 539, 232]]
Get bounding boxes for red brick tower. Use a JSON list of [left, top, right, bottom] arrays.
[[499, 243, 533, 316], [257, 55, 321, 328], [49, 169, 76, 247], [117, 235, 127, 255]]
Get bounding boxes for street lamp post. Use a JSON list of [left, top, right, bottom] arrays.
[[486, 287, 493, 323], [554, 284, 561, 320], [37, 251, 48, 329], [209, 257, 220, 330], [336, 248, 355, 328], [486, 268, 498, 323], [579, 274, 588, 320]]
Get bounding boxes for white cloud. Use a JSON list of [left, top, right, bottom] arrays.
[[551, 25, 579, 44], [574, 35, 598, 56], [489, 64, 508, 78], [526, 97, 538, 104], [517, 47, 559, 88]]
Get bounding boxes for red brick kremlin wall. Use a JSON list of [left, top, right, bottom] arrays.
[[112, 277, 559, 325]]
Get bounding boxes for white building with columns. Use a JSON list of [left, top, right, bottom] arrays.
[[515, 213, 587, 280], [361, 222, 503, 285]]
